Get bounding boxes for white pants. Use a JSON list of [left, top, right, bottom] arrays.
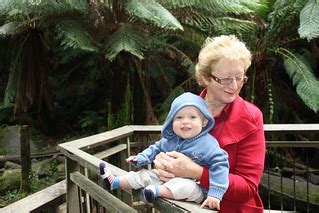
[[123, 169, 204, 203]]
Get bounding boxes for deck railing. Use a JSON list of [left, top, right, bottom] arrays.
[[56, 124, 319, 213]]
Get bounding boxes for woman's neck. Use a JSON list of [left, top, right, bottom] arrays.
[[205, 97, 226, 116]]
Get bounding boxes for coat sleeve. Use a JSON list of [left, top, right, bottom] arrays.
[[133, 139, 165, 167], [200, 111, 265, 203], [206, 146, 229, 200], [224, 114, 265, 202]]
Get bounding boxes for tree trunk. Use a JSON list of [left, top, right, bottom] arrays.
[[19, 125, 31, 196], [13, 30, 55, 134]]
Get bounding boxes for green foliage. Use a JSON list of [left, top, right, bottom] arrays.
[[126, 0, 183, 30], [163, 0, 257, 14], [79, 110, 105, 130], [276, 48, 319, 113], [156, 86, 185, 123], [298, 0, 319, 41], [55, 21, 98, 53], [104, 24, 148, 61]]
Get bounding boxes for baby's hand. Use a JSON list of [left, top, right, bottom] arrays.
[[126, 156, 137, 163], [200, 196, 220, 210]]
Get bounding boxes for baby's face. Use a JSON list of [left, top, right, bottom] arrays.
[[172, 106, 207, 139]]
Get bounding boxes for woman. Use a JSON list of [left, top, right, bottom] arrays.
[[154, 35, 266, 212]]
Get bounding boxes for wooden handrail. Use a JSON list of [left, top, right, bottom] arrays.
[[57, 124, 319, 213]]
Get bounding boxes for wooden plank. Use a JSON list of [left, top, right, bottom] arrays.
[[66, 158, 81, 213], [59, 146, 128, 177], [70, 172, 137, 212], [266, 141, 319, 148], [130, 124, 319, 134], [130, 125, 162, 133], [94, 144, 127, 159], [1, 180, 66, 213], [264, 124, 319, 133], [59, 126, 134, 150], [156, 199, 217, 213]]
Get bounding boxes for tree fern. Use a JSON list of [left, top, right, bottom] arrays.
[[55, 21, 98, 53], [0, 0, 87, 23], [163, 0, 257, 14], [275, 47, 319, 113], [0, 22, 22, 36], [125, 0, 183, 30], [267, 0, 306, 36], [298, 0, 319, 41], [104, 24, 148, 61]]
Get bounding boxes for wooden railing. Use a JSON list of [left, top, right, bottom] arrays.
[[55, 124, 319, 213], [2, 124, 317, 212]]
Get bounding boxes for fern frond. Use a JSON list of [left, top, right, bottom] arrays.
[[104, 24, 148, 61], [275, 48, 319, 113], [298, 0, 319, 41], [55, 21, 98, 53], [267, 0, 306, 33], [125, 0, 183, 30], [1, 0, 87, 20], [0, 22, 24, 36], [212, 17, 258, 34], [163, 0, 257, 14], [0, 0, 88, 34]]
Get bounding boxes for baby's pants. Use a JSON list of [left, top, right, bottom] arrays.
[[123, 169, 204, 203]]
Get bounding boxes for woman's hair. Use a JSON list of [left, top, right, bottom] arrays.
[[195, 35, 252, 86]]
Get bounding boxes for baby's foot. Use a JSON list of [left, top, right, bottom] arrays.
[[141, 185, 159, 205], [99, 161, 114, 190]]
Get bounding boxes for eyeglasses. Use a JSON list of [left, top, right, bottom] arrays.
[[209, 73, 248, 85]]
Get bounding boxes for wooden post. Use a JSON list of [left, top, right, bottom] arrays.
[[66, 157, 81, 213], [20, 125, 31, 196]]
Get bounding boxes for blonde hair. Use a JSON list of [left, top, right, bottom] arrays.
[[195, 35, 252, 86]]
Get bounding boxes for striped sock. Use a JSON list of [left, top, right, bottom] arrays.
[[99, 162, 120, 190]]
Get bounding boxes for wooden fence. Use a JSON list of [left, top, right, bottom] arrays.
[[2, 124, 318, 212]]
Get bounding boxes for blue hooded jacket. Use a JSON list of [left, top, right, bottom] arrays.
[[133, 92, 229, 200]]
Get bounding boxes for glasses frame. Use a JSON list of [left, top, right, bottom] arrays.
[[209, 73, 248, 85]]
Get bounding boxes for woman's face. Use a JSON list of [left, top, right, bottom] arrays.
[[203, 58, 246, 105]]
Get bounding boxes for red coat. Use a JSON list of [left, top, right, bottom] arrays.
[[199, 89, 265, 212]]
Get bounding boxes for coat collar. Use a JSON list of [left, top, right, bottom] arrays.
[[199, 88, 260, 147]]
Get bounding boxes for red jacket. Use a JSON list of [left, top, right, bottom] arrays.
[[199, 89, 265, 212]]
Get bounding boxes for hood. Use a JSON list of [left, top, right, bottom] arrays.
[[162, 92, 215, 139]]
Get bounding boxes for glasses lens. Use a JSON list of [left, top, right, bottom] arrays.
[[220, 79, 233, 85]]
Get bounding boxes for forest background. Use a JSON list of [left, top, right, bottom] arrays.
[[0, 0, 318, 137], [0, 0, 319, 208]]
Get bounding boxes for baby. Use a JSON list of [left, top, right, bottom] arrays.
[[99, 92, 229, 210]]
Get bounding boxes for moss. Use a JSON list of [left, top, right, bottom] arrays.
[[107, 81, 131, 130], [0, 169, 21, 194]]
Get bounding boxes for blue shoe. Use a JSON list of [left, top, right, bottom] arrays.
[[141, 188, 156, 205]]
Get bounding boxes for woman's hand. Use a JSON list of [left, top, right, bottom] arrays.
[[154, 151, 203, 181]]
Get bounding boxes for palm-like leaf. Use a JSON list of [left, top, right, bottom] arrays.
[[276, 48, 319, 113], [163, 0, 257, 14], [126, 0, 183, 30], [104, 24, 148, 61], [0, 22, 22, 36], [298, 0, 319, 41], [56, 21, 98, 53]]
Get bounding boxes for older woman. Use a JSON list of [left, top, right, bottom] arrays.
[[154, 35, 265, 212]]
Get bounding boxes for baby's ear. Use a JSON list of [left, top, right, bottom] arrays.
[[202, 119, 208, 127]]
